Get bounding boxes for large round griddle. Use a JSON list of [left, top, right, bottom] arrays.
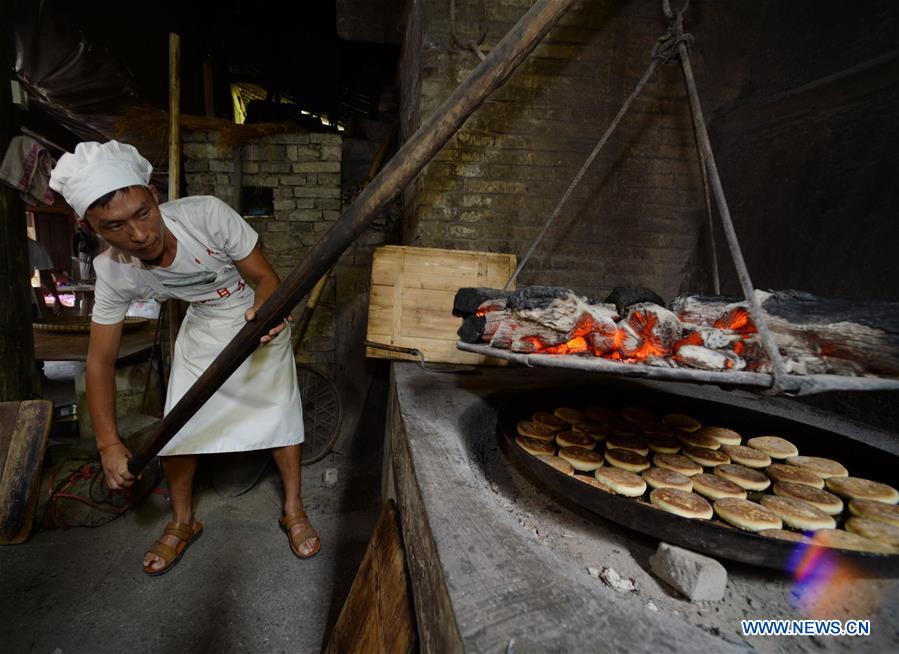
[[497, 386, 899, 576]]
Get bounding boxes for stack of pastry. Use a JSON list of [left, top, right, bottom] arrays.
[[514, 402, 899, 555]]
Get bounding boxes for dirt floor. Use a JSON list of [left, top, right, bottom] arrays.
[[1, 363, 387, 654]]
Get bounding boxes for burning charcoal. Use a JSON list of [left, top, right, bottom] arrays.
[[490, 318, 569, 351], [605, 286, 665, 316], [453, 287, 511, 317], [618, 303, 683, 359], [457, 315, 486, 343], [506, 286, 574, 312], [678, 325, 744, 350], [676, 345, 746, 371], [670, 295, 742, 326], [590, 320, 619, 355], [482, 309, 511, 342]]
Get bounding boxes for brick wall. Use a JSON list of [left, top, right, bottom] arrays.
[[398, 0, 753, 302], [709, 0, 899, 301], [183, 130, 343, 371]]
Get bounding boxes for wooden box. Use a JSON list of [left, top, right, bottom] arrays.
[[366, 245, 516, 365]]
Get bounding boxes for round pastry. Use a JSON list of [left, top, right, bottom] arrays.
[[720, 444, 771, 469], [605, 435, 649, 456], [759, 528, 809, 543], [759, 495, 836, 531], [651, 488, 713, 519], [558, 446, 604, 472], [698, 426, 742, 446], [594, 467, 647, 497], [556, 430, 598, 450], [692, 473, 747, 500], [765, 463, 824, 489], [786, 455, 848, 479], [554, 407, 588, 425], [584, 405, 619, 424], [532, 411, 569, 432], [713, 498, 782, 532], [683, 446, 730, 467], [605, 419, 641, 438], [641, 422, 676, 438], [825, 477, 899, 504], [773, 482, 843, 515], [714, 464, 771, 491], [620, 406, 656, 424], [535, 455, 574, 475], [645, 434, 681, 454], [844, 518, 899, 551], [571, 422, 607, 441], [848, 498, 899, 527], [654, 453, 703, 477], [516, 420, 556, 441], [677, 431, 722, 450], [662, 413, 702, 433], [642, 467, 693, 492], [811, 529, 892, 554], [746, 436, 799, 460], [575, 474, 614, 493], [516, 435, 555, 456], [605, 448, 650, 473]]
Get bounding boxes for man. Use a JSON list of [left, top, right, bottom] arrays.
[[49, 140, 319, 575], [28, 236, 62, 317]]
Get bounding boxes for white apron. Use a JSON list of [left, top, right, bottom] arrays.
[[145, 215, 304, 456]]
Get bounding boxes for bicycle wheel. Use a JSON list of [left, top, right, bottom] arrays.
[[296, 365, 342, 465]]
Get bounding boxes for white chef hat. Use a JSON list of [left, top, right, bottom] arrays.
[[49, 140, 153, 218]]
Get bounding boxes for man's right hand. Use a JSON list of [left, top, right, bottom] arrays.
[[99, 441, 136, 489]]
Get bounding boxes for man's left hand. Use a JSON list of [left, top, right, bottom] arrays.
[[245, 308, 291, 344]]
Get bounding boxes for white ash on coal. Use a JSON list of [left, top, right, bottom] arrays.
[[453, 285, 899, 380]]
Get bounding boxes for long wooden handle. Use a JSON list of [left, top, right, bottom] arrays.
[[128, 0, 577, 474]]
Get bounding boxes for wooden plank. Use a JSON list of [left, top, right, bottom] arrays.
[[0, 403, 18, 476], [366, 245, 515, 365], [0, 400, 53, 544], [324, 499, 417, 654]]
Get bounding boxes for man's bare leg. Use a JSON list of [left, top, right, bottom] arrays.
[[272, 443, 319, 555], [143, 454, 198, 571]]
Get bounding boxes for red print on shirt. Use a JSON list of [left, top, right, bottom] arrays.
[[236, 279, 247, 292], [216, 287, 231, 298]]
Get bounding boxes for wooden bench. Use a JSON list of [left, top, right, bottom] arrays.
[[0, 400, 53, 544]]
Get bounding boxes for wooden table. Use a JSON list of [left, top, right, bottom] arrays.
[[33, 322, 157, 363]]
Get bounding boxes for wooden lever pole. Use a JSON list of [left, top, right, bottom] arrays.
[[128, 0, 577, 473]]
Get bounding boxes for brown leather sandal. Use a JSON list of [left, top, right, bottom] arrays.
[[143, 521, 204, 576], [279, 511, 321, 559]]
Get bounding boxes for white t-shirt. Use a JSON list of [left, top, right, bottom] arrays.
[[91, 196, 258, 325]]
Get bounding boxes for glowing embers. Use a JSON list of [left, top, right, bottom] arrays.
[[456, 286, 760, 370]]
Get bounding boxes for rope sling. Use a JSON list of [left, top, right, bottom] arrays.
[[500, 0, 792, 394]]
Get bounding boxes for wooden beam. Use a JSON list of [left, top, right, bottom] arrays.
[[168, 32, 181, 201], [0, 15, 36, 401], [129, 0, 578, 473]]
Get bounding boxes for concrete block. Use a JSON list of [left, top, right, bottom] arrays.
[[649, 542, 727, 602]]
